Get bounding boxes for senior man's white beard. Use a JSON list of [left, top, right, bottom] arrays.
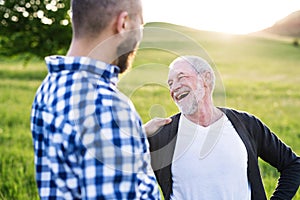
[[177, 87, 205, 116], [176, 93, 198, 115]]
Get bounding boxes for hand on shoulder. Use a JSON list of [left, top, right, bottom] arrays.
[[143, 117, 172, 137]]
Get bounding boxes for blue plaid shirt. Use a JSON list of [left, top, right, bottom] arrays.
[[31, 56, 160, 199]]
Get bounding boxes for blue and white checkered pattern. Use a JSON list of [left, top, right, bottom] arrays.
[[31, 56, 160, 199]]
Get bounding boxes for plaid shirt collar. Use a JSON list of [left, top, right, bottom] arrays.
[[45, 56, 120, 86]]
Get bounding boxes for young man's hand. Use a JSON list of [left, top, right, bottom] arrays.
[[143, 118, 172, 137]]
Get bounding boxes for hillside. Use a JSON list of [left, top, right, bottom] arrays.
[[263, 10, 300, 37]]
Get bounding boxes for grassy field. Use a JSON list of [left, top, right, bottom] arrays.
[[0, 23, 300, 199]]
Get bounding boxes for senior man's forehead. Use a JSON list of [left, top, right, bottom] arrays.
[[169, 60, 195, 73]]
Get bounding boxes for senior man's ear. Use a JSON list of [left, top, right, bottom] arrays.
[[203, 71, 212, 87]]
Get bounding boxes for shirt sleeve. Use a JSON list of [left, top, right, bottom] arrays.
[[136, 121, 161, 200], [33, 111, 83, 199], [77, 90, 161, 199]]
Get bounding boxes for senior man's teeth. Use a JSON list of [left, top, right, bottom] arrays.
[[177, 92, 189, 101]]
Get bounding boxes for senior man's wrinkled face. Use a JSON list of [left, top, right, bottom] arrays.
[[167, 60, 206, 115]]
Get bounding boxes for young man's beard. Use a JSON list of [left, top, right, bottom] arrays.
[[115, 50, 137, 73], [114, 35, 139, 73]]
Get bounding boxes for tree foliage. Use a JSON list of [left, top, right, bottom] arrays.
[[0, 0, 72, 60]]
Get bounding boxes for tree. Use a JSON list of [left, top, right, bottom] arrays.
[[0, 0, 72, 62]]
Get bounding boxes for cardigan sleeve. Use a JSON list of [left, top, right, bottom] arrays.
[[243, 112, 300, 199]]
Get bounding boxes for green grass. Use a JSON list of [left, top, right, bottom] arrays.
[[0, 63, 43, 199], [0, 23, 300, 199]]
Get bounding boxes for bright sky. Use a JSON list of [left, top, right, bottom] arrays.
[[143, 0, 300, 34]]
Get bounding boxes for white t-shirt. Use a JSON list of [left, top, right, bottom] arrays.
[[170, 114, 251, 200]]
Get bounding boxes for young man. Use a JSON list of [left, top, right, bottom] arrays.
[[147, 55, 300, 200], [30, 0, 160, 199]]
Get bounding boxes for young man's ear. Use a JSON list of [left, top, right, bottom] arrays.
[[116, 11, 129, 34]]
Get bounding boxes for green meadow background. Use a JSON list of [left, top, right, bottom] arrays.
[[0, 23, 299, 199]]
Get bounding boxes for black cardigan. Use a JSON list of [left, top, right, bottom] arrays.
[[148, 108, 300, 200]]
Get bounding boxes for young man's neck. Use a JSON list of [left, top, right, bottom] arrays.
[[67, 33, 118, 64]]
